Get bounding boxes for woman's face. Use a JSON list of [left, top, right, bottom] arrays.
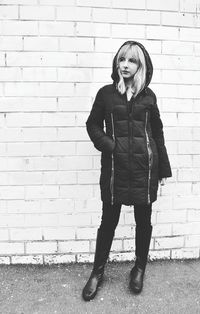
[[118, 49, 139, 82]]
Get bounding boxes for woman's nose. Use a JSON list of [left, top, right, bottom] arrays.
[[123, 59, 128, 67]]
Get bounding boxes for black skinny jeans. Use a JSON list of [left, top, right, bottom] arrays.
[[99, 202, 152, 233]]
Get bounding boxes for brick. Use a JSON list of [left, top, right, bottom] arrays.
[[77, 227, 97, 239], [58, 127, 88, 141], [0, 5, 18, 19], [77, 171, 99, 184], [162, 98, 193, 113], [5, 82, 39, 97], [43, 171, 77, 185], [149, 250, 171, 260], [25, 185, 59, 200], [7, 199, 41, 214], [95, 38, 123, 53], [76, 22, 110, 37], [109, 252, 133, 262], [162, 70, 200, 85], [179, 141, 200, 154], [128, 10, 160, 25], [180, 28, 200, 42], [173, 222, 200, 236], [76, 142, 98, 156], [58, 213, 91, 227], [11, 255, 43, 264], [0, 68, 21, 81], [77, 52, 111, 68], [156, 210, 187, 224], [76, 254, 93, 263], [10, 228, 42, 240], [0, 229, 9, 241], [0, 37, 23, 51], [162, 12, 194, 27], [7, 52, 76, 67], [58, 97, 91, 112], [1, 0, 37, 3], [115, 226, 134, 238], [185, 235, 200, 247], [174, 196, 200, 210], [8, 171, 42, 185], [153, 224, 172, 237], [24, 157, 57, 171], [147, 0, 179, 11], [56, 6, 91, 21], [24, 37, 58, 51], [40, 199, 74, 213], [155, 237, 184, 249], [41, 113, 75, 127], [123, 239, 135, 251], [39, 21, 74, 36], [93, 68, 112, 82], [43, 227, 75, 240], [112, 24, 145, 39], [60, 38, 93, 52], [58, 156, 92, 170], [180, 0, 200, 13], [40, 83, 74, 97], [59, 185, 93, 199], [192, 183, 200, 195], [1, 97, 57, 112], [58, 68, 93, 82], [178, 169, 200, 182], [171, 248, 199, 259], [0, 243, 24, 255], [22, 128, 57, 142], [112, 0, 145, 9], [147, 26, 179, 40], [111, 240, 123, 252], [0, 186, 24, 200], [162, 41, 193, 56], [20, 5, 54, 20], [193, 156, 200, 167], [44, 254, 76, 264], [77, 0, 111, 7], [6, 113, 41, 127], [93, 8, 126, 23], [26, 242, 57, 254], [0, 257, 10, 264], [1, 21, 38, 35], [7, 143, 41, 156], [188, 210, 200, 222], [40, 0, 75, 4], [58, 240, 89, 253], [193, 128, 200, 140]]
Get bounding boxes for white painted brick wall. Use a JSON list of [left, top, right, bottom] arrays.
[[0, 1, 199, 264]]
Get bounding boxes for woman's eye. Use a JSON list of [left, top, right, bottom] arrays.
[[129, 58, 137, 63], [119, 57, 125, 62]]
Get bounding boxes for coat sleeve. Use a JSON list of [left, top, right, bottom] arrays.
[[150, 94, 172, 180], [86, 88, 115, 153]]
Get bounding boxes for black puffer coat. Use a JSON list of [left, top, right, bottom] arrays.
[[86, 41, 172, 205]]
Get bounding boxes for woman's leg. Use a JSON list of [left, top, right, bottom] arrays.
[[129, 203, 152, 293], [82, 202, 122, 301]]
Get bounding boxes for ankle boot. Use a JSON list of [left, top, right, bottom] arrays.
[[82, 228, 114, 301], [129, 225, 152, 294]]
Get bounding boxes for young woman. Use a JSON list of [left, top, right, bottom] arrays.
[[82, 41, 172, 301]]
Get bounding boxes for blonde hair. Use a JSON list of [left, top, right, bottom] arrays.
[[116, 44, 146, 97]]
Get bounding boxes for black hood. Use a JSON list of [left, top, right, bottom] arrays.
[[111, 40, 153, 88]]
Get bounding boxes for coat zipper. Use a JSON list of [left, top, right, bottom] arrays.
[[110, 113, 115, 205], [145, 111, 153, 204]]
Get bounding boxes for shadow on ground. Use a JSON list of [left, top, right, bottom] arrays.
[[0, 260, 200, 314]]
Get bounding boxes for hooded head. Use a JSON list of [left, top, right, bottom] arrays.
[[111, 41, 153, 95]]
